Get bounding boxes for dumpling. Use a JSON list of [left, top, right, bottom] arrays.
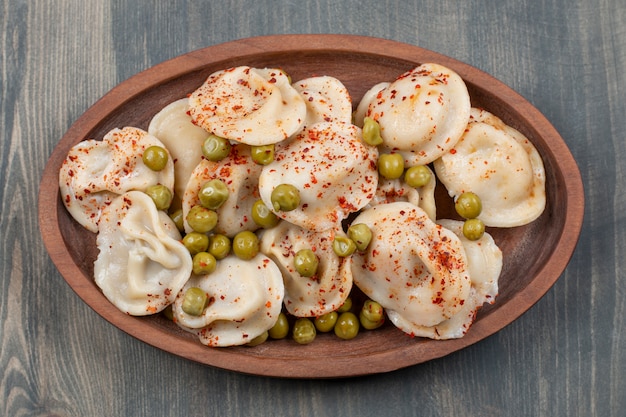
[[367, 164, 437, 220], [148, 98, 209, 206], [433, 108, 546, 227], [94, 191, 192, 316], [366, 63, 471, 166], [59, 126, 175, 232], [181, 144, 263, 237], [292, 75, 353, 129], [437, 219, 501, 302], [353, 81, 389, 127], [258, 121, 378, 232], [350, 202, 471, 331], [172, 254, 284, 347], [260, 221, 352, 317], [387, 219, 502, 339], [188, 66, 306, 146]]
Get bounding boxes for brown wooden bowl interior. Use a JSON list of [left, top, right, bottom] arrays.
[[39, 34, 584, 378]]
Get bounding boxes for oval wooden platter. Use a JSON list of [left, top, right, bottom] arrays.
[[39, 34, 584, 378]]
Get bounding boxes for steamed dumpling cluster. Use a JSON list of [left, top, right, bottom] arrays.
[[348, 63, 545, 339], [59, 62, 546, 346], [188, 67, 378, 317], [58, 65, 381, 347]]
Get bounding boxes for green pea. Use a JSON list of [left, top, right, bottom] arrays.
[[251, 199, 279, 228], [292, 318, 316, 345], [314, 311, 338, 333], [334, 312, 360, 340], [145, 184, 173, 211], [169, 209, 185, 233], [232, 230, 259, 260], [332, 236, 357, 257], [294, 248, 319, 277], [404, 165, 432, 188], [463, 218, 485, 241], [251, 144, 275, 165], [455, 192, 482, 219], [360, 299, 384, 322], [162, 304, 174, 321], [182, 232, 209, 255], [181, 287, 208, 316], [359, 311, 385, 330], [142, 145, 169, 171], [268, 312, 289, 339], [347, 223, 372, 251], [246, 331, 269, 347], [186, 205, 218, 233], [198, 179, 229, 210], [270, 184, 300, 212], [192, 252, 217, 275], [361, 117, 384, 146], [359, 300, 385, 330], [208, 234, 231, 260], [337, 297, 353, 313], [377, 153, 405, 180], [202, 134, 231, 161]]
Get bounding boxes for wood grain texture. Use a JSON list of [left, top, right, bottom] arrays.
[[2, 0, 624, 415]]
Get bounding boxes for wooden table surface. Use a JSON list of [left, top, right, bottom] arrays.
[[2, 1, 624, 416]]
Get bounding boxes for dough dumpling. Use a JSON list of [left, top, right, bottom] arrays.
[[350, 202, 471, 330], [292, 75, 353, 129], [258, 121, 378, 232], [94, 191, 192, 316], [59, 126, 175, 232], [188, 66, 306, 145], [181, 144, 263, 237], [172, 254, 284, 347], [434, 108, 546, 227], [387, 219, 502, 339], [148, 98, 209, 205], [366, 63, 471, 166], [353, 81, 389, 127], [260, 221, 352, 317]]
